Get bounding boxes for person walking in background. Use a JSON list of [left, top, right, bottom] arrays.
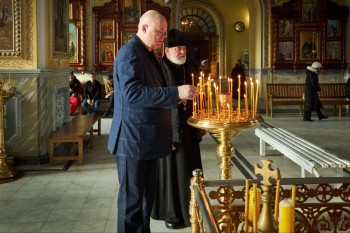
[[107, 10, 198, 233], [151, 29, 204, 230], [69, 71, 82, 115], [103, 75, 114, 117], [303, 61, 328, 121], [230, 58, 246, 99], [82, 72, 101, 115]]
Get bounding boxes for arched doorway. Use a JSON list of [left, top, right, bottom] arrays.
[[179, 7, 217, 77], [174, 0, 226, 77]]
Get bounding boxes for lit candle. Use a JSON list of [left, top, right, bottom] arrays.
[[250, 79, 254, 113], [230, 78, 233, 106], [291, 185, 296, 204], [227, 103, 231, 118], [255, 80, 259, 114], [227, 77, 230, 93], [278, 199, 295, 233], [214, 85, 219, 115], [248, 184, 261, 222], [244, 94, 248, 114], [238, 75, 241, 114], [192, 96, 195, 116], [244, 81, 248, 113], [199, 77, 202, 111], [237, 89, 240, 115]]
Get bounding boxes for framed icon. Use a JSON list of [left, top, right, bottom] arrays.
[[326, 41, 341, 60], [299, 31, 320, 60], [279, 20, 293, 38], [327, 20, 341, 38], [100, 19, 115, 39], [99, 41, 116, 64], [278, 41, 293, 61]]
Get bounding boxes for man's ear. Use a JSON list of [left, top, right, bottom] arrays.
[[142, 24, 147, 33]]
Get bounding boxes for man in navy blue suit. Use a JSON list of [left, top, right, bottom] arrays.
[[107, 10, 198, 233]]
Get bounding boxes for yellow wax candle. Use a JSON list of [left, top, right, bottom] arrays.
[[238, 75, 241, 114], [192, 96, 195, 116], [227, 77, 230, 93], [244, 81, 248, 112], [227, 103, 231, 118], [244, 94, 248, 113], [231, 78, 233, 106], [251, 80, 254, 113], [199, 77, 202, 111], [279, 199, 295, 233], [192, 73, 194, 85], [215, 87, 219, 115], [255, 80, 259, 113], [248, 185, 261, 222], [291, 185, 297, 204], [219, 76, 222, 93], [237, 89, 240, 114]]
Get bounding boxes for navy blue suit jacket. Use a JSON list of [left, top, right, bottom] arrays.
[[108, 36, 179, 160]]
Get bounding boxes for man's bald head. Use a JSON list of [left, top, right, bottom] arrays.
[[136, 10, 167, 51]]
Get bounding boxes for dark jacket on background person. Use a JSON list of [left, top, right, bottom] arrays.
[[83, 80, 101, 101], [304, 66, 322, 112]]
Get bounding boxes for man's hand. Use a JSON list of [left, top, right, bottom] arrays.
[[178, 85, 198, 100]]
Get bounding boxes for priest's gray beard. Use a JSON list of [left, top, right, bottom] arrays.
[[168, 54, 186, 65]]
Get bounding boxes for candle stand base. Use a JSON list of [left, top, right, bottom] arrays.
[[0, 155, 23, 183], [187, 114, 263, 180]]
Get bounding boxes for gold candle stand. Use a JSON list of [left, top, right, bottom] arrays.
[[254, 159, 280, 233], [0, 83, 23, 183], [187, 113, 263, 180]]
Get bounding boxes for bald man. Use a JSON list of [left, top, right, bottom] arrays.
[[107, 10, 198, 233]]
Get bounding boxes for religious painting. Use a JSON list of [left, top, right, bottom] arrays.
[[100, 19, 115, 39], [53, 0, 69, 58], [124, 0, 140, 23], [279, 20, 293, 38], [299, 31, 320, 60], [68, 22, 78, 63], [302, 0, 317, 22], [0, 0, 21, 57], [122, 32, 135, 45], [327, 20, 341, 38], [326, 41, 341, 60], [100, 41, 115, 64], [278, 41, 293, 61]]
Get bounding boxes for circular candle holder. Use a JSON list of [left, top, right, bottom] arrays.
[[188, 110, 264, 180]]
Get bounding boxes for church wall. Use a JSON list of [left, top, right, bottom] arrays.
[[0, 1, 70, 164]]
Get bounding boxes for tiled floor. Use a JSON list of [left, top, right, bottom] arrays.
[[0, 110, 349, 232]]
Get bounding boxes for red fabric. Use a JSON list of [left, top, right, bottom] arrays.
[[70, 96, 80, 115]]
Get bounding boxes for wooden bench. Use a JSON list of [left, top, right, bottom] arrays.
[[49, 115, 101, 165], [266, 83, 350, 117], [255, 127, 350, 177]]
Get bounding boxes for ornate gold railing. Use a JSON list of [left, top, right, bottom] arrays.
[[190, 170, 350, 233]]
